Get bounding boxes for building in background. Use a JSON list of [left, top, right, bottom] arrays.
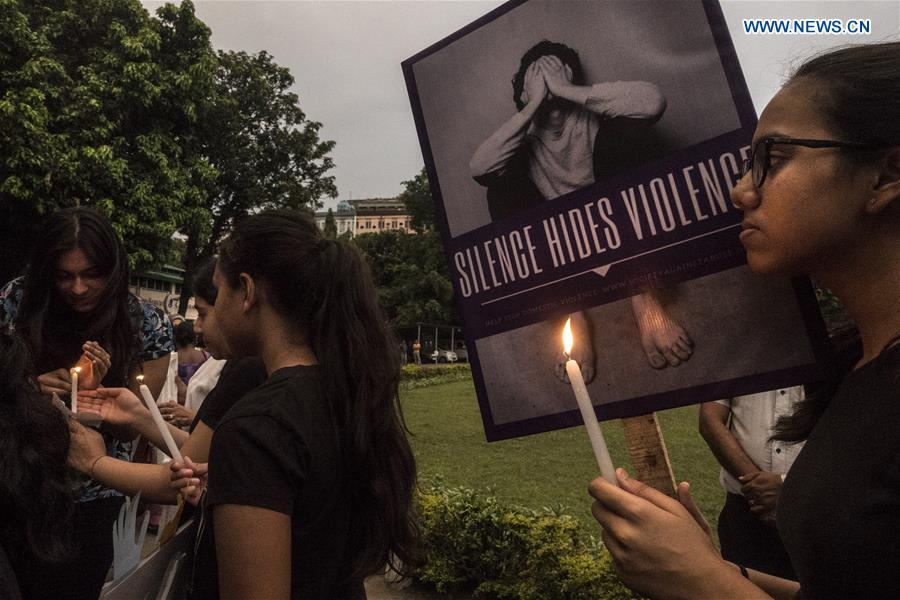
[[315, 197, 415, 238], [130, 264, 198, 320]]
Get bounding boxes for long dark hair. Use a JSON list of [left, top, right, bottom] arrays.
[[773, 42, 900, 442], [217, 210, 417, 579], [0, 328, 73, 562], [773, 324, 862, 443], [15, 207, 137, 386]]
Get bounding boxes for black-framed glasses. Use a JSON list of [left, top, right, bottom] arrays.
[[741, 137, 886, 188]]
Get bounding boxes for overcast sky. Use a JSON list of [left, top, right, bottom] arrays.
[[142, 1, 899, 210]]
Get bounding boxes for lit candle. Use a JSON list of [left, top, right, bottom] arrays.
[[70, 367, 80, 413], [563, 318, 617, 486], [137, 375, 183, 462]]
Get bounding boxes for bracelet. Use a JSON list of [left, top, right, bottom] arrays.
[[89, 455, 106, 479], [738, 563, 750, 579]]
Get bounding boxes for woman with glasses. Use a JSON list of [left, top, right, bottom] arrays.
[[588, 41, 899, 600]]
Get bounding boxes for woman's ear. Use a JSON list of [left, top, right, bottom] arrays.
[[866, 147, 900, 214], [238, 273, 258, 311]]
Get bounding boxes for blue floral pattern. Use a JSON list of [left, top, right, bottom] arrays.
[[1, 276, 175, 502]]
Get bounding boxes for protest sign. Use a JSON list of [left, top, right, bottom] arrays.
[[403, 0, 827, 441]]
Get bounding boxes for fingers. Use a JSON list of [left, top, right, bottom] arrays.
[[159, 402, 176, 420], [676, 482, 711, 535], [590, 499, 633, 537], [588, 472, 646, 518], [185, 457, 209, 476], [83, 342, 111, 369], [615, 468, 686, 517], [39, 369, 73, 393], [538, 55, 564, 71], [42, 385, 71, 395]]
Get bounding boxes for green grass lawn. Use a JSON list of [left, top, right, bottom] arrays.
[[402, 378, 725, 537]]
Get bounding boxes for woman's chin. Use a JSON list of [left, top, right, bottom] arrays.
[[745, 253, 802, 277]]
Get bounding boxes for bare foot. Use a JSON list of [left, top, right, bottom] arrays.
[[631, 290, 693, 369], [554, 311, 596, 384]]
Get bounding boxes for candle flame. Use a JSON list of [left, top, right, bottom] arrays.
[[72, 366, 81, 374], [136, 374, 144, 384], [563, 318, 573, 355]]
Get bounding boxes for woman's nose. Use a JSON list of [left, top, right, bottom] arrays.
[[72, 276, 89, 295], [731, 171, 761, 211]]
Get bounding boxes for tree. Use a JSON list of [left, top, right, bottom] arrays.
[[353, 170, 459, 329], [0, 0, 217, 282], [323, 208, 337, 239], [354, 230, 457, 329], [399, 167, 435, 233], [177, 48, 337, 313]]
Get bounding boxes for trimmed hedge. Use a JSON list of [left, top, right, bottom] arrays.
[[416, 482, 639, 600], [400, 364, 473, 390]]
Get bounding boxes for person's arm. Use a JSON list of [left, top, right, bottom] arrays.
[[699, 401, 760, 480], [79, 387, 188, 454], [469, 61, 546, 181], [179, 420, 214, 463], [745, 566, 801, 600], [67, 417, 180, 503], [214, 504, 292, 600], [538, 55, 666, 121], [88, 457, 181, 504]]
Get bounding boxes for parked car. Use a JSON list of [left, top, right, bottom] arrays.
[[454, 343, 468, 362], [430, 348, 458, 363]]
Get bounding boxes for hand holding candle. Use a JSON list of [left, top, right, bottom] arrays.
[[563, 318, 617, 486], [137, 375, 183, 462]]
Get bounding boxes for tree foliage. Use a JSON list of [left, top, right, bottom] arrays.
[[323, 208, 337, 240], [0, 0, 217, 281], [354, 229, 456, 329], [399, 167, 435, 233], [0, 0, 338, 311], [177, 48, 337, 312], [353, 171, 458, 328]]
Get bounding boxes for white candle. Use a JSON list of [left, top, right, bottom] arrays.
[[138, 381, 183, 462], [70, 367, 80, 413], [563, 319, 617, 486]]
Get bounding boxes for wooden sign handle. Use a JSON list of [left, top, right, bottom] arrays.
[[621, 413, 676, 497]]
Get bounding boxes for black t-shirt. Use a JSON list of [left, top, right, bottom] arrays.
[[191, 365, 364, 600], [778, 344, 900, 600], [181, 357, 267, 526], [189, 357, 268, 433]]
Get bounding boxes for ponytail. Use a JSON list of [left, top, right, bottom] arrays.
[[312, 239, 417, 578]]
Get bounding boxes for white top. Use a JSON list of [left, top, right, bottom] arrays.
[[715, 387, 805, 495], [184, 357, 226, 415]]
